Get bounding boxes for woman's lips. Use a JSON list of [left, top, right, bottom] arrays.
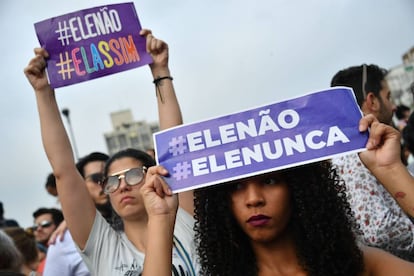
[[120, 196, 134, 204], [247, 214, 271, 227]]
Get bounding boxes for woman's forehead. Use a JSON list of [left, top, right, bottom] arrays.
[[108, 157, 143, 172], [228, 171, 284, 184]]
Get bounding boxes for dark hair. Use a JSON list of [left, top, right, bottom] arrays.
[[395, 104, 410, 120], [0, 202, 19, 228], [3, 227, 38, 266], [403, 124, 414, 154], [76, 152, 109, 177], [32, 208, 63, 226], [75, 151, 114, 224], [45, 173, 56, 189], [330, 64, 388, 107], [104, 148, 156, 176], [0, 201, 19, 228], [0, 230, 22, 272], [194, 161, 364, 276], [103, 148, 155, 230], [0, 202, 3, 219], [407, 109, 414, 127]]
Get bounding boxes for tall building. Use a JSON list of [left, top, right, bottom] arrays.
[[402, 46, 414, 65], [104, 109, 159, 155], [387, 46, 414, 108]]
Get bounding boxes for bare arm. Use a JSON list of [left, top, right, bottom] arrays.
[[140, 29, 182, 130], [362, 245, 414, 275], [141, 165, 178, 276], [359, 114, 414, 217], [24, 48, 96, 249], [141, 29, 194, 216]]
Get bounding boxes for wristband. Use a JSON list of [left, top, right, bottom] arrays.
[[153, 76, 173, 85], [153, 76, 173, 103]]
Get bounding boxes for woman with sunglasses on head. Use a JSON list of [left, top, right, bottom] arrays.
[[24, 29, 197, 276]]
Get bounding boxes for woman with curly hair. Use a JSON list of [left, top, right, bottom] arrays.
[[194, 116, 414, 276]]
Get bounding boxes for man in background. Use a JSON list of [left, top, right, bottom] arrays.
[[43, 152, 112, 276], [331, 64, 413, 261], [31, 207, 64, 273], [32, 208, 64, 249]]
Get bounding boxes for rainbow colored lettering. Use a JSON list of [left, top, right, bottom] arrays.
[[35, 3, 152, 88]]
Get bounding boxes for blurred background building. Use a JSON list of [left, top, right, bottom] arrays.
[[104, 109, 159, 155], [387, 46, 414, 108]]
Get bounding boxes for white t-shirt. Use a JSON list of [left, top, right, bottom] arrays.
[[79, 208, 198, 276], [43, 230, 90, 276]]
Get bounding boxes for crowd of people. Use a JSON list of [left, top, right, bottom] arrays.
[[1, 29, 414, 276]]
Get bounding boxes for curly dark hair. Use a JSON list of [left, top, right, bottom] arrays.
[[194, 161, 364, 276]]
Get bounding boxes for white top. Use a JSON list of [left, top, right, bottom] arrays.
[[43, 230, 90, 276], [79, 208, 198, 275]]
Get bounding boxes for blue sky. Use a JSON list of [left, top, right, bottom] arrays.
[[1, 0, 413, 227]]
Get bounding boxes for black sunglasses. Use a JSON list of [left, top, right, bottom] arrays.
[[30, 220, 53, 231], [102, 167, 147, 194], [85, 172, 104, 184]]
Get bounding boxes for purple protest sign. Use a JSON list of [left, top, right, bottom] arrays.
[[154, 87, 368, 193], [34, 2, 152, 88]]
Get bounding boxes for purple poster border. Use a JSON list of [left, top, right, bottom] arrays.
[[34, 2, 152, 88], [154, 87, 368, 193]]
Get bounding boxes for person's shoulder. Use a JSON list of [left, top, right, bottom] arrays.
[[407, 162, 414, 176], [175, 207, 195, 231], [174, 207, 195, 244], [331, 152, 359, 166], [51, 230, 76, 250], [332, 153, 375, 183]]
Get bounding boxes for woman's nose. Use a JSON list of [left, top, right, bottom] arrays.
[[118, 175, 130, 192], [244, 183, 265, 207]]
